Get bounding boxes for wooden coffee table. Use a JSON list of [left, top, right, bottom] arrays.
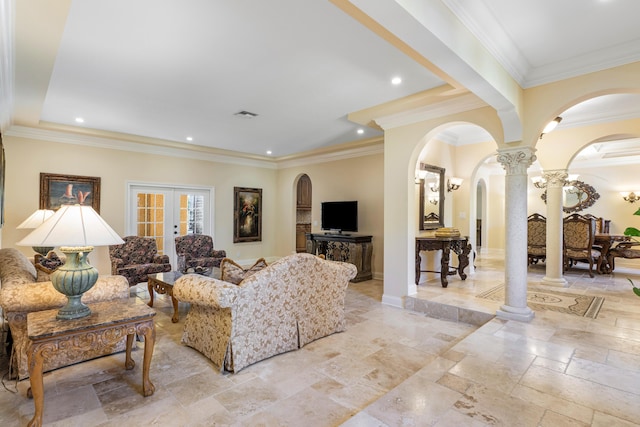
[[26, 300, 156, 427], [148, 269, 220, 323]]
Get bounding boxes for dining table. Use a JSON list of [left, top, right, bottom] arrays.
[[594, 233, 630, 273]]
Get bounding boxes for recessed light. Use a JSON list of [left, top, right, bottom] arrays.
[[391, 76, 402, 85], [75, 117, 84, 123], [357, 129, 364, 135], [186, 136, 193, 141], [266, 150, 272, 155]]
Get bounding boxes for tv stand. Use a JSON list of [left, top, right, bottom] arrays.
[[305, 233, 372, 282]]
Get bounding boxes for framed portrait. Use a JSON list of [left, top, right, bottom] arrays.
[[40, 173, 101, 213], [234, 187, 262, 243]]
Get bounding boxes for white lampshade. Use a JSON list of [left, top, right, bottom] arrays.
[[18, 204, 124, 248], [449, 177, 464, 186], [16, 209, 54, 229]]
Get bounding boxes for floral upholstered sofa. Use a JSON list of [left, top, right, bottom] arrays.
[[0, 248, 129, 379], [173, 253, 357, 373]]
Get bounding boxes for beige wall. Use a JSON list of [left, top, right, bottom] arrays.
[[276, 153, 384, 278], [3, 135, 385, 278]]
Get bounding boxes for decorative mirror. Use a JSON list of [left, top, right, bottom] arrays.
[[541, 180, 600, 213], [419, 163, 445, 230]]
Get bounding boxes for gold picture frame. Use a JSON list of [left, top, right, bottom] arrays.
[[40, 173, 101, 213], [234, 187, 262, 243]]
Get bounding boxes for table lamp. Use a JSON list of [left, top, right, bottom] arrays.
[[18, 204, 124, 320], [16, 209, 55, 256]]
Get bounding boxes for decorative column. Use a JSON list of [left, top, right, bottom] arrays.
[[541, 170, 568, 286], [496, 147, 536, 322]]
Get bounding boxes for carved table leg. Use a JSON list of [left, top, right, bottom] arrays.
[[147, 280, 155, 307], [458, 243, 471, 280], [440, 243, 451, 288], [125, 333, 135, 370], [415, 242, 422, 286], [27, 343, 45, 427], [139, 321, 156, 397], [170, 294, 179, 323]]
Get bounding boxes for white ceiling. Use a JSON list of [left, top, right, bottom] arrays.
[[11, 0, 640, 157]]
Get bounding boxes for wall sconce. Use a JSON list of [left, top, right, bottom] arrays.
[[429, 181, 439, 192], [447, 177, 463, 192], [621, 192, 640, 203], [539, 116, 562, 139], [429, 197, 438, 205]]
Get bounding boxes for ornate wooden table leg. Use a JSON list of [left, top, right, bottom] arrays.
[[440, 242, 451, 287], [125, 332, 135, 370], [458, 242, 471, 280], [147, 280, 155, 307], [27, 342, 45, 427], [415, 241, 422, 285], [138, 320, 156, 397]]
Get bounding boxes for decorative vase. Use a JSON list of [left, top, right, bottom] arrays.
[[50, 246, 99, 320]]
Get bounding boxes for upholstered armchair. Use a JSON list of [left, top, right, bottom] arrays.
[[109, 236, 172, 286], [563, 214, 601, 277], [175, 234, 226, 270], [527, 213, 546, 265]]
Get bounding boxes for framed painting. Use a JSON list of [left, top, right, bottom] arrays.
[[234, 186, 262, 243], [40, 173, 101, 213]]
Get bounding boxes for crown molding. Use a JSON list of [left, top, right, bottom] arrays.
[[5, 125, 384, 170], [375, 93, 487, 130]]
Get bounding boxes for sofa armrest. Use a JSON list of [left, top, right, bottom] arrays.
[[0, 275, 129, 313], [111, 258, 125, 275], [211, 249, 226, 258], [173, 275, 239, 308], [153, 254, 170, 264]]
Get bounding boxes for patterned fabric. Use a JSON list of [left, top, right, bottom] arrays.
[[527, 214, 546, 264], [0, 248, 130, 379], [563, 214, 601, 277], [34, 251, 64, 274], [220, 257, 268, 285], [109, 236, 171, 286], [175, 234, 227, 269], [173, 253, 357, 373]]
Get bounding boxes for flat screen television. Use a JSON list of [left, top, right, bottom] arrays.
[[321, 201, 358, 233]]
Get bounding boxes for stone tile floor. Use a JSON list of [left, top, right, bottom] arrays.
[[1, 250, 639, 426]]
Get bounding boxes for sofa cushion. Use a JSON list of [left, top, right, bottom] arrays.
[[220, 257, 268, 285], [0, 248, 38, 286]]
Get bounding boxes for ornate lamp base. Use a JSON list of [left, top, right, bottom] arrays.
[[50, 246, 98, 320]]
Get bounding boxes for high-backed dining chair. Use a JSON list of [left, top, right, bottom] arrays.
[[175, 234, 227, 270], [109, 236, 172, 286], [563, 214, 601, 277], [527, 213, 547, 265]]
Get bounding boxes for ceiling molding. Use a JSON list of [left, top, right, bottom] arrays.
[[441, 0, 529, 86], [374, 93, 487, 130], [5, 125, 279, 169], [5, 125, 385, 170]]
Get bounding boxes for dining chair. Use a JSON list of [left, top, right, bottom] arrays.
[[563, 214, 601, 277], [527, 213, 546, 265]]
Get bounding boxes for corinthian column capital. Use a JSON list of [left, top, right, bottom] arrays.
[[497, 147, 537, 175]]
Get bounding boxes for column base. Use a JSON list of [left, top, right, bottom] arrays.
[[496, 305, 535, 322], [541, 276, 568, 287]]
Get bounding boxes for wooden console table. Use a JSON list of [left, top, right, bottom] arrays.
[[26, 301, 156, 427], [415, 236, 472, 287], [306, 233, 373, 282]]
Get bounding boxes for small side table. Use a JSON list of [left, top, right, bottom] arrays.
[[148, 269, 220, 323], [148, 271, 183, 323], [26, 301, 156, 427]]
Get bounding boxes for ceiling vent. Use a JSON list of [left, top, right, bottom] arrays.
[[234, 110, 258, 118]]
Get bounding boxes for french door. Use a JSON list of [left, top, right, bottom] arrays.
[[127, 184, 213, 266]]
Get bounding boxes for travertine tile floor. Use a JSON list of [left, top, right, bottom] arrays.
[[1, 250, 639, 426]]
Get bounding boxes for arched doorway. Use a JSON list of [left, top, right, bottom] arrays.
[[295, 174, 312, 252]]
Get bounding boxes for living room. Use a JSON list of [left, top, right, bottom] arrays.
[[1, 1, 640, 425]]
